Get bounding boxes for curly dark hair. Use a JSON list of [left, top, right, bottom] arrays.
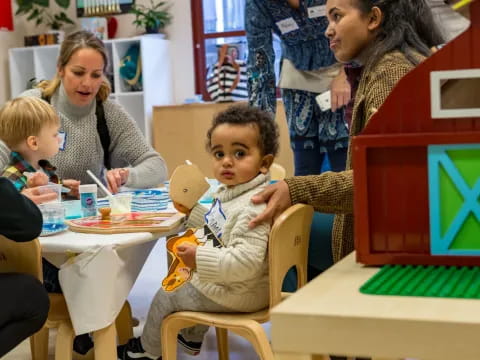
[[206, 104, 279, 157]]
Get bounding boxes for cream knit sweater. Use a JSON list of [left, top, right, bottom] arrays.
[[186, 173, 271, 312], [0, 85, 167, 189]]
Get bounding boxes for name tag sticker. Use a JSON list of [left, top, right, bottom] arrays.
[[204, 199, 226, 240], [276, 17, 299, 34], [58, 132, 66, 151], [308, 5, 326, 18]]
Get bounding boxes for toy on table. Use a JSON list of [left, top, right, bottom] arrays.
[[99, 207, 111, 220], [66, 212, 184, 234], [162, 161, 211, 292]]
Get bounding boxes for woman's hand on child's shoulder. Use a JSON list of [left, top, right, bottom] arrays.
[[249, 180, 292, 229]]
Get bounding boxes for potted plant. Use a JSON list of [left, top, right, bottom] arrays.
[[130, 0, 172, 34], [15, 0, 75, 30]]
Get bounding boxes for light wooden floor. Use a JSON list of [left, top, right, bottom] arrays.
[[4, 238, 266, 359]]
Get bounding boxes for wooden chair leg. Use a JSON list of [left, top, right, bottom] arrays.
[[215, 327, 229, 360], [93, 323, 117, 360], [30, 326, 49, 360], [116, 301, 134, 345], [161, 316, 197, 360], [231, 322, 274, 360], [55, 322, 74, 360], [161, 317, 181, 360]]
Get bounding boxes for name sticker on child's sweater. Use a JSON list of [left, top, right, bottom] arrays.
[[308, 5, 326, 18], [276, 18, 299, 34], [58, 132, 66, 151], [204, 199, 226, 240]]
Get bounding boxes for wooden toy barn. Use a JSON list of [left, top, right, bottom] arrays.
[[353, 2, 480, 266]]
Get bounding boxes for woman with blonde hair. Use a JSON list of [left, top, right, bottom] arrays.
[[0, 30, 168, 356], [0, 30, 167, 194]]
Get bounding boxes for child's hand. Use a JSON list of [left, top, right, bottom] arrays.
[[27, 172, 49, 187], [173, 201, 192, 215], [176, 242, 197, 269], [22, 187, 58, 204], [63, 179, 81, 198]]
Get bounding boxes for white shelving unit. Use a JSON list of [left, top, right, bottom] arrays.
[[8, 35, 173, 144]]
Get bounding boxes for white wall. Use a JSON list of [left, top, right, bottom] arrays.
[[0, 0, 195, 104]]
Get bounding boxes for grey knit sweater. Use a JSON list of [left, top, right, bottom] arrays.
[[186, 173, 271, 312], [0, 85, 167, 189]]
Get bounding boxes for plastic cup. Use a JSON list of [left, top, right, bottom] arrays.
[[63, 200, 82, 219], [38, 202, 66, 233], [37, 184, 62, 203], [110, 193, 133, 214]]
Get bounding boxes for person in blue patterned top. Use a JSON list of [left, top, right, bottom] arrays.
[[246, 0, 351, 175]]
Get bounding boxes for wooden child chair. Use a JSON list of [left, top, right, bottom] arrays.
[[0, 234, 133, 360], [269, 162, 287, 181], [161, 204, 315, 360], [0, 234, 74, 360]]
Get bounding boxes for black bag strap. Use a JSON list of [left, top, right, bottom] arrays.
[[94, 100, 111, 170], [42, 93, 111, 170]]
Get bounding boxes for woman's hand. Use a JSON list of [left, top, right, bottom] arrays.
[[21, 187, 58, 204], [330, 67, 351, 111], [176, 242, 198, 269], [26, 172, 49, 188], [63, 179, 81, 198], [106, 168, 129, 194], [248, 180, 292, 229]]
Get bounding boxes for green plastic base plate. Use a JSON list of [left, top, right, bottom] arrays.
[[360, 264, 480, 298]]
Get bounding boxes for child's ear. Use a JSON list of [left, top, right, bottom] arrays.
[[259, 154, 274, 174], [26, 135, 39, 151], [368, 6, 383, 31]]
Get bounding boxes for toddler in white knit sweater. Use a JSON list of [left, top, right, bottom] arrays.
[[117, 104, 280, 360]]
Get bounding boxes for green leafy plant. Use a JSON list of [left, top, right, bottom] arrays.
[[130, 0, 172, 34], [16, 0, 75, 30]]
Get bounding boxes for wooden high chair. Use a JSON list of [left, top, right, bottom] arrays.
[[0, 235, 133, 360], [161, 204, 316, 360]]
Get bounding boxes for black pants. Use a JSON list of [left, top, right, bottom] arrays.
[[0, 273, 49, 357]]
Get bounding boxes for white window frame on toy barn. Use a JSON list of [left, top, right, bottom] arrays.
[[430, 69, 480, 118]]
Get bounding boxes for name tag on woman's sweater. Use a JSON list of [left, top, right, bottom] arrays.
[[58, 132, 66, 151]]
